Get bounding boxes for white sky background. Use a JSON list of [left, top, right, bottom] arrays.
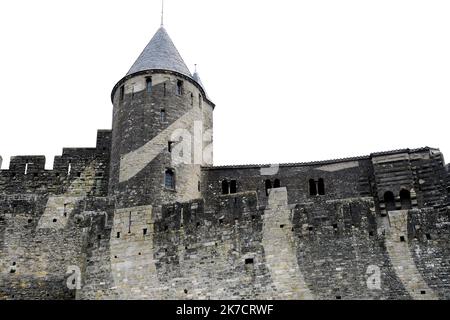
[[0, 0, 449, 169]]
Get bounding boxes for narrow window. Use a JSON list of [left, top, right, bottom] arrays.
[[146, 77, 152, 95], [400, 189, 412, 209], [199, 94, 202, 108], [198, 181, 201, 192], [384, 191, 396, 212], [177, 80, 183, 95], [116, 232, 121, 238], [160, 109, 166, 122], [119, 85, 124, 101], [165, 169, 175, 190], [245, 258, 254, 265], [230, 180, 237, 194], [143, 228, 147, 236], [274, 179, 281, 188], [318, 178, 325, 195], [309, 179, 317, 196], [190, 93, 194, 106], [265, 179, 272, 196], [222, 180, 229, 195], [163, 83, 167, 96], [168, 141, 174, 153]]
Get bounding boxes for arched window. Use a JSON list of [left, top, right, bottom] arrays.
[[318, 178, 325, 195], [309, 179, 317, 196], [222, 180, 229, 195], [384, 191, 396, 212], [400, 189, 412, 209], [165, 169, 175, 190], [274, 179, 281, 188], [230, 180, 237, 194], [265, 179, 272, 196]]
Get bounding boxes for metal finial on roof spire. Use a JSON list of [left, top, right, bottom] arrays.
[[161, 0, 164, 26], [194, 64, 197, 73]]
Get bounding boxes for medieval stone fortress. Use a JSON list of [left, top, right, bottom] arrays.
[[0, 20, 449, 300]]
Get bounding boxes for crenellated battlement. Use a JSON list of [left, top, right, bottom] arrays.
[[0, 130, 112, 197]]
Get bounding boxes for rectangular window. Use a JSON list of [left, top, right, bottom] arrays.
[[199, 94, 202, 108], [168, 141, 174, 153], [165, 169, 175, 189], [160, 109, 166, 122], [177, 80, 183, 95], [230, 180, 237, 194], [146, 77, 152, 95], [119, 85, 124, 101]]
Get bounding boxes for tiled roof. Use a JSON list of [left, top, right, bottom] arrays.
[[127, 27, 192, 78]]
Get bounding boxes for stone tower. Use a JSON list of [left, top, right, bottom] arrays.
[[109, 26, 215, 209]]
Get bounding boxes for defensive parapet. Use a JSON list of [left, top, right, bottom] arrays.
[[0, 130, 112, 197]]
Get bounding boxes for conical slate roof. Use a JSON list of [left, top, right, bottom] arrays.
[[193, 71, 211, 100], [126, 27, 192, 77]]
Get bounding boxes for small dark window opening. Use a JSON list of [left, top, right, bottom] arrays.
[[308, 226, 314, 231], [230, 180, 237, 194], [199, 94, 202, 108], [168, 141, 174, 153], [77, 172, 81, 178], [336, 296, 342, 300], [333, 223, 338, 229], [163, 83, 167, 96], [10, 269, 16, 274], [184, 289, 188, 294], [160, 109, 166, 122], [198, 181, 201, 192], [119, 85, 124, 101], [318, 178, 325, 195], [53, 218, 57, 223], [28, 219, 32, 224], [309, 179, 317, 196], [274, 179, 281, 188], [400, 189, 412, 209], [222, 180, 229, 195], [384, 191, 396, 212], [400, 236, 405, 242], [12, 262, 16, 266], [421, 290, 426, 295], [265, 179, 272, 196], [280, 224, 285, 229], [426, 233, 432, 240], [165, 169, 175, 190], [177, 80, 183, 95], [146, 77, 152, 95], [369, 231, 374, 237], [116, 232, 121, 238], [97, 235, 102, 240], [143, 228, 147, 235], [190, 93, 194, 106], [245, 258, 254, 265]]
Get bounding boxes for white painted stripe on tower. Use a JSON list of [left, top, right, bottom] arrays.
[[119, 109, 196, 183]]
